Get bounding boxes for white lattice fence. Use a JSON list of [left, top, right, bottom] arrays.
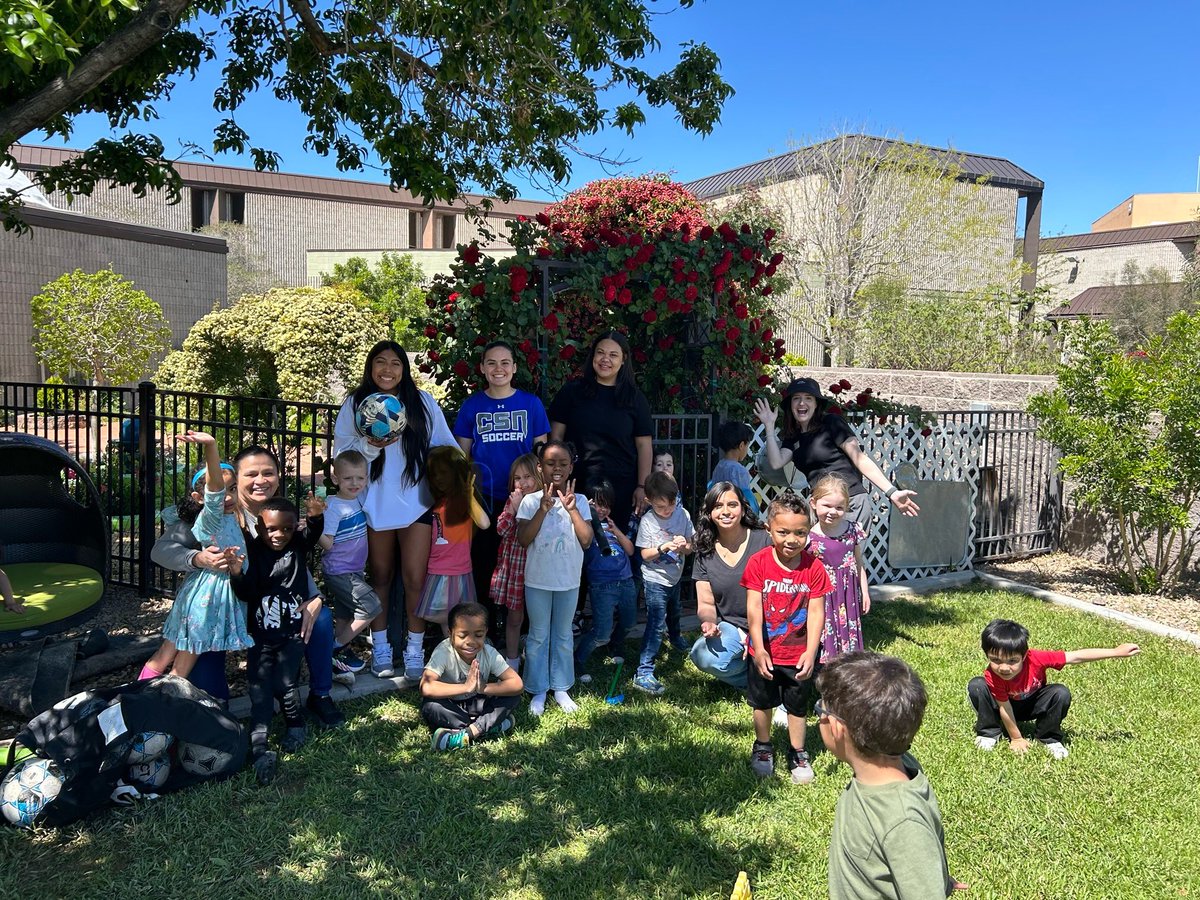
[[746, 421, 984, 585]]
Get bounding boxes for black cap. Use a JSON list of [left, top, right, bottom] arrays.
[[783, 377, 825, 401]]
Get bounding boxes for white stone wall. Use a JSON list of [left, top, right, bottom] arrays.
[[1038, 240, 1193, 306]]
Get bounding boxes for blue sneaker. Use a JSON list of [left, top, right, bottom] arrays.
[[431, 727, 470, 752], [632, 673, 665, 696], [334, 647, 366, 674]]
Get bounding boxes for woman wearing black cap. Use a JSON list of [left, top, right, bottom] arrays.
[[753, 377, 920, 525]]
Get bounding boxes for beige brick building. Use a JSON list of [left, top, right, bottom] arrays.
[[1093, 193, 1200, 232], [686, 136, 1044, 365], [12, 144, 548, 289], [0, 204, 227, 382]]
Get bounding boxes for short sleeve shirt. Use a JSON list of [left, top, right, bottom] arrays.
[[453, 389, 550, 502], [636, 505, 695, 587], [517, 492, 592, 591], [425, 639, 510, 688], [548, 380, 653, 490], [782, 415, 866, 496], [693, 528, 771, 631], [985, 649, 1067, 702], [320, 495, 368, 575], [740, 546, 833, 665]]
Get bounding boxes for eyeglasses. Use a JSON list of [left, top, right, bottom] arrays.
[[814, 698, 839, 722]]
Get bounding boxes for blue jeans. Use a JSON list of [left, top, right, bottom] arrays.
[[524, 586, 578, 694], [188, 606, 335, 699], [575, 579, 637, 667], [638, 581, 678, 678], [689, 621, 749, 690]]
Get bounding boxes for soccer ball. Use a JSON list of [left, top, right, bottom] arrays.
[[177, 741, 234, 777], [127, 731, 174, 764], [354, 392, 407, 444], [127, 757, 171, 790], [1, 757, 64, 828]]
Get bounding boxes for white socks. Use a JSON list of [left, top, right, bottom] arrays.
[[553, 690, 578, 714], [530, 692, 547, 716], [406, 630, 423, 654], [371, 629, 390, 653]]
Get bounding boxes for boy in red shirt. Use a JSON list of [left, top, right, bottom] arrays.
[[968, 618, 1140, 760], [741, 491, 832, 783]]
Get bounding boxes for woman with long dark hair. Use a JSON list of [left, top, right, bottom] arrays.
[[548, 331, 653, 528], [754, 377, 920, 526], [688, 482, 769, 690], [333, 340, 456, 680]]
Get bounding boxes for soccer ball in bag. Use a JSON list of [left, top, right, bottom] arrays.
[[127, 756, 172, 790], [354, 392, 407, 444], [127, 731, 174, 764], [177, 740, 234, 777], [1, 757, 65, 828]]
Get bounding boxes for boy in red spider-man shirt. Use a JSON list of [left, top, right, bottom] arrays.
[[967, 618, 1140, 760]]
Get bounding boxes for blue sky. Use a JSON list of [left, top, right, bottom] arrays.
[[38, 1, 1200, 236]]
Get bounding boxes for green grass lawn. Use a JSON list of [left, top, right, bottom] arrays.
[[2, 585, 1198, 899]]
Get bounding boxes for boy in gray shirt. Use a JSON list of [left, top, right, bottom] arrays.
[[634, 471, 694, 695]]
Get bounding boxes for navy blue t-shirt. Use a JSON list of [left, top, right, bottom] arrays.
[[584, 521, 633, 584], [454, 389, 550, 502]]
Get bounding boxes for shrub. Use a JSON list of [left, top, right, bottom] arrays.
[[1028, 314, 1200, 592]]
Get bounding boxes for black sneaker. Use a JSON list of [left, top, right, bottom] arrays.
[[254, 751, 278, 786], [281, 725, 308, 753], [305, 693, 346, 729]]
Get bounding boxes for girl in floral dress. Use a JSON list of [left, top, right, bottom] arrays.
[[142, 431, 254, 680], [807, 475, 871, 660]]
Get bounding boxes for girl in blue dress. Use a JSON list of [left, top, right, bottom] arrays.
[[143, 431, 254, 679]]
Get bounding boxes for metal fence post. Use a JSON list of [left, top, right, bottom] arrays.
[[136, 381, 157, 596]]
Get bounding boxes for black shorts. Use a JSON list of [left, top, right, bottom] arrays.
[[746, 661, 815, 716]]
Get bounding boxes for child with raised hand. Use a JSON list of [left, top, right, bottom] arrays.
[[318, 449, 377, 680], [969, 618, 1140, 760], [230, 496, 327, 784], [416, 446, 491, 630], [741, 491, 831, 783], [491, 453, 540, 672], [709, 420, 760, 517], [421, 602, 524, 751], [144, 431, 254, 680], [818, 651, 967, 899], [808, 474, 870, 660], [575, 479, 637, 675], [517, 439, 592, 716], [633, 471, 695, 694]]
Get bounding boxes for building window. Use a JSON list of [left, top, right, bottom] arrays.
[[191, 188, 216, 230], [220, 191, 245, 224], [440, 213, 456, 249]]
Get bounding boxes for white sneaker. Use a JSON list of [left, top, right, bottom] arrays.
[[973, 735, 998, 751], [1045, 741, 1070, 760], [332, 669, 356, 687], [578, 674, 593, 684], [773, 706, 789, 728], [610, 655, 624, 665]]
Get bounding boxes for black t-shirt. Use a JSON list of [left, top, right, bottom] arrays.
[[231, 534, 314, 640], [549, 379, 653, 491], [693, 528, 771, 631], [782, 415, 866, 496]]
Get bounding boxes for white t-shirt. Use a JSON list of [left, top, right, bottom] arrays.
[[516, 492, 592, 591], [332, 390, 456, 530]]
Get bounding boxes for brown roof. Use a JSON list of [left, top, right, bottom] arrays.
[[16, 203, 227, 253], [12, 143, 549, 216], [684, 134, 1043, 200], [1039, 221, 1200, 253], [1045, 283, 1186, 320]]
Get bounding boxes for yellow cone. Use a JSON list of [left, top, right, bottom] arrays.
[[730, 871, 751, 900]]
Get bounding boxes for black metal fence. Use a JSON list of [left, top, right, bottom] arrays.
[[0, 382, 1059, 594]]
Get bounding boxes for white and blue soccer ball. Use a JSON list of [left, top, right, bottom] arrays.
[[127, 756, 171, 790], [1, 757, 64, 828], [354, 392, 407, 444], [177, 741, 234, 777], [127, 731, 174, 764]]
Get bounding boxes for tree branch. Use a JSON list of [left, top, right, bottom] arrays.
[[0, 0, 196, 146]]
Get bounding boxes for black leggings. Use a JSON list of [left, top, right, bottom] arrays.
[[248, 638, 304, 755]]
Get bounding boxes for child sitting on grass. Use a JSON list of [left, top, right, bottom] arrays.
[[818, 651, 967, 899], [968, 618, 1140, 760], [741, 491, 830, 783], [230, 497, 327, 784], [420, 602, 523, 752]]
